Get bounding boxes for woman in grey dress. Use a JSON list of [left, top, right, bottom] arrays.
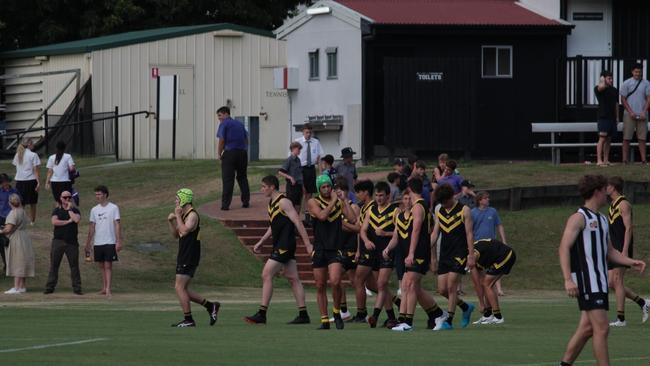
[[3, 194, 35, 294]]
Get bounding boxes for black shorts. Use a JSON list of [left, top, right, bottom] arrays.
[[286, 182, 303, 206], [270, 244, 296, 264], [312, 249, 341, 268], [597, 118, 617, 137], [485, 251, 517, 276], [176, 264, 197, 278], [437, 256, 467, 275], [394, 249, 405, 280], [577, 292, 609, 311], [340, 250, 357, 271], [93, 244, 118, 262], [406, 256, 430, 275], [608, 244, 633, 270], [16, 180, 39, 205], [302, 166, 317, 194], [50, 181, 73, 202], [358, 249, 393, 271]]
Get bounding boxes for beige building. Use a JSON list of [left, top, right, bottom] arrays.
[[0, 24, 290, 159]]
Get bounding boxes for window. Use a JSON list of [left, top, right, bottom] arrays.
[[482, 46, 512, 78], [309, 49, 319, 80], [326, 47, 338, 79]]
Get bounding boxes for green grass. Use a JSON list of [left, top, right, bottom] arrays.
[[0, 290, 649, 365]]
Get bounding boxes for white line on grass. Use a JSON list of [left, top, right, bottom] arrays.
[[0, 338, 108, 353], [511, 355, 650, 366]]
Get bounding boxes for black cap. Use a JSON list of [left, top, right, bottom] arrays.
[[460, 180, 474, 188], [340, 147, 356, 158]]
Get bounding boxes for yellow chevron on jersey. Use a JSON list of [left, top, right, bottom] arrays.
[[312, 195, 342, 222], [360, 200, 376, 222], [395, 212, 412, 239], [368, 203, 397, 230], [437, 202, 464, 234], [608, 196, 625, 224], [268, 194, 288, 222]]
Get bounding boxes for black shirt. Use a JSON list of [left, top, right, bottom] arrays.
[[52, 207, 80, 244], [594, 85, 619, 120]]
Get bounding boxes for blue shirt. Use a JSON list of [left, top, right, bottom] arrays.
[[471, 207, 502, 240], [216, 117, 248, 150], [437, 174, 464, 194], [0, 187, 18, 218]]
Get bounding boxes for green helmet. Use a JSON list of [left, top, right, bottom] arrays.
[[316, 175, 333, 194], [176, 188, 193, 207]]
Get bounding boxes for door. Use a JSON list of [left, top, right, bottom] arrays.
[[567, 0, 612, 56], [259, 67, 290, 159], [150, 65, 195, 159]]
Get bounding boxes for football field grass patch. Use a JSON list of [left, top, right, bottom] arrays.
[[1, 289, 649, 366]]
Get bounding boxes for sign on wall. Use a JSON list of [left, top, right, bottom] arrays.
[[416, 72, 444, 81]]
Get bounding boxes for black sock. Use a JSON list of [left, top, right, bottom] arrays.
[[446, 311, 455, 325], [483, 307, 492, 317], [398, 313, 406, 322], [633, 296, 646, 308], [259, 305, 268, 316], [321, 316, 329, 324], [357, 307, 367, 317], [372, 307, 382, 319], [560, 362, 571, 366], [385, 308, 396, 320], [617, 311, 625, 322], [392, 295, 401, 307], [457, 300, 469, 312], [341, 302, 348, 313], [184, 312, 193, 322], [493, 309, 502, 319], [425, 305, 443, 320], [201, 299, 213, 311], [299, 306, 308, 318], [405, 314, 413, 326]]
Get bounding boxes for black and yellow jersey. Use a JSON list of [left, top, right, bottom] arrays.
[[437, 202, 469, 261], [473, 239, 513, 270], [178, 208, 201, 266], [310, 195, 343, 251], [366, 202, 398, 250], [341, 201, 359, 252], [268, 194, 296, 249], [396, 198, 431, 260], [360, 200, 376, 223], [608, 195, 632, 250]]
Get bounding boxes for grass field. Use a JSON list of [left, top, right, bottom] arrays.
[[1, 288, 649, 366]]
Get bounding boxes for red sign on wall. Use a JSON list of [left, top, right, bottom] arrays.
[[151, 67, 159, 78]]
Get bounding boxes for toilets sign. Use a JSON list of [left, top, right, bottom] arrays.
[[416, 72, 443, 81]]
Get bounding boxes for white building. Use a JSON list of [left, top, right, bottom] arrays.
[[1, 23, 289, 160]]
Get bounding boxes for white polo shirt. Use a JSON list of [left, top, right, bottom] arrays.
[[294, 136, 323, 167], [12, 149, 41, 181]]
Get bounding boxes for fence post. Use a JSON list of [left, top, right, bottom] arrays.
[[44, 110, 49, 156], [131, 114, 135, 163], [172, 75, 177, 161], [509, 187, 522, 211], [114, 106, 119, 161], [576, 55, 584, 109]]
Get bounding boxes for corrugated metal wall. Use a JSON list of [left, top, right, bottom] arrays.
[[91, 32, 286, 160]]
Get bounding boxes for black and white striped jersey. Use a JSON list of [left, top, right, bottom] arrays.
[[570, 207, 609, 295]]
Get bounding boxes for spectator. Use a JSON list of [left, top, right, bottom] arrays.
[[409, 161, 431, 208], [0, 173, 18, 273], [2, 194, 34, 294], [46, 141, 75, 203], [404, 154, 418, 178], [436, 160, 464, 194], [85, 185, 122, 298], [278, 142, 304, 211], [594, 70, 619, 166], [392, 158, 408, 191], [13, 138, 40, 223], [216, 106, 250, 210], [433, 153, 449, 183], [457, 180, 476, 208], [295, 123, 323, 219], [44, 190, 82, 295], [620, 63, 650, 164], [335, 147, 358, 203], [320, 154, 338, 183], [387, 172, 401, 203], [471, 191, 507, 296]]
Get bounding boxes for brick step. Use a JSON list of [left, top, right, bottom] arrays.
[[240, 236, 314, 246], [222, 220, 269, 228], [232, 227, 314, 236], [250, 252, 312, 260]]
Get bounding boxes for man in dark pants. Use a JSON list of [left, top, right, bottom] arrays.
[[216, 106, 250, 210], [44, 190, 82, 294]]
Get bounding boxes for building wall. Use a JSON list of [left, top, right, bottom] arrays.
[[91, 32, 287, 159], [2, 54, 90, 132], [519, 0, 562, 19], [283, 13, 363, 159]]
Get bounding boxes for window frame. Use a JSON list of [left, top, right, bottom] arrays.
[[308, 49, 320, 81], [481, 45, 513, 79], [326, 47, 338, 80]]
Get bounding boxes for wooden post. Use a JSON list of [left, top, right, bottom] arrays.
[[509, 187, 522, 211]]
